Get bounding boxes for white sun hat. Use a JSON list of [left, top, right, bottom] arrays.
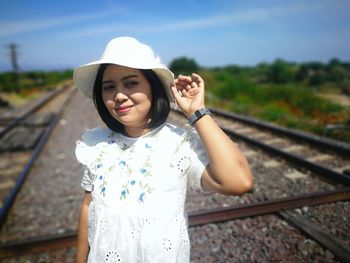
[[73, 37, 175, 100]]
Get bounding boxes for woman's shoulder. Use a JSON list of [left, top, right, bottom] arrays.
[[75, 127, 112, 165], [78, 127, 112, 146], [160, 123, 199, 145], [161, 123, 188, 138]]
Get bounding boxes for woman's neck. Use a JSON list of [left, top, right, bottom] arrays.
[[123, 126, 151, 138]]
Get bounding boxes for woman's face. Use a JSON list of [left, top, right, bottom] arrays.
[[102, 64, 152, 137]]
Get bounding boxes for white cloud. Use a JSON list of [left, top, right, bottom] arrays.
[[60, 8, 272, 38], [59, 2, 335, 38], [0, 8, 126, 37]]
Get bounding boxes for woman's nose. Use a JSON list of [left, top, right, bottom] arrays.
[[115, 90, 128, 102]]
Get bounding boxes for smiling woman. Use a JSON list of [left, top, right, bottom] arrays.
[[73, 36, 253, 262]]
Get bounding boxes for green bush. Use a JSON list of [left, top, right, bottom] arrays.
[[0, 70, 73, 93], [169, 57, 199, 76]]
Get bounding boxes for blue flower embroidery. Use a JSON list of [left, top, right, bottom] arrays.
[[145, 143, 152, 149], [139, 164, 151, 177], [139, 193, 145, 203], [108, 139, 115, 144], [99, 174, 107, 197], [117, 142, 154, 202]]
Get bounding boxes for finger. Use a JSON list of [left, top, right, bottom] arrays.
[[175, 79, 190, 90], [178, 83, 192, 91], [177, 75, 192, 84], [178, 74, 192, 80], [191, 73, 202, 81], [171, 85, 183, 101], [181, 89, 190, 97], [183, 86, 199, 98], [191, 81, 199, 89], [191, 73, 204, 86], [188, 87, 200, 97]]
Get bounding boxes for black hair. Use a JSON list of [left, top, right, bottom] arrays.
[[92, 64, 170, 134]]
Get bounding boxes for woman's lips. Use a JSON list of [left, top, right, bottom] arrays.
[[117, 105, 132, 113]]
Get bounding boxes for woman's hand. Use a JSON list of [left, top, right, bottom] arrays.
[[171, 73, 205, 118]]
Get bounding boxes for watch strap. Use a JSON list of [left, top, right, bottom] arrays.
[[188, 108, 211, 125]]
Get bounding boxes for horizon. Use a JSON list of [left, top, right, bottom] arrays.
[[1, 0, 350, 72], [1, 56, 350, 74]]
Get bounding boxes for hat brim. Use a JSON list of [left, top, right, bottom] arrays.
[[73, 60, 175, 101]]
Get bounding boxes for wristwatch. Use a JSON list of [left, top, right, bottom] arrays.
[[188, 108, 211, 125]]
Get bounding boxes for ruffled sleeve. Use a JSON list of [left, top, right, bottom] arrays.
[[76, 128, 103, 165], [75, 127, 110, 191], [184, 126, 210, 192]]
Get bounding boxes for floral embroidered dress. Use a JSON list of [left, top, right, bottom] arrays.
[[75, 123, 209, 263]]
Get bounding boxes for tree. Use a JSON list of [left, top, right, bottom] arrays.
[[169, 57, 199, 75], [330, 66, 347, 84], [295, 64, 310, 82], [267, 59, 294, 84]]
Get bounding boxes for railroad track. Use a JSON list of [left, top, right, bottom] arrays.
[[0, 105, 349, 262], [172, 109, 350, 262], [210, 108, 350, 185], [0, 84, 76, 226]]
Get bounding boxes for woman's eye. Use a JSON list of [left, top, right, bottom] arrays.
[[124, 80, 138, 88], [102, 85, 115, 91]]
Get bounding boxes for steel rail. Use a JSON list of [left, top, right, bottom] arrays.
[[0, 88, 76, 226], [0, 86, 67, 139], [0, 188, 349, 258], [171, 108, 350, 185], [222, 127, 350, 185], [209, 107, 350, 156], [188, 187, 350, 226], [279, 211, 350, 263], [0, 232, 77, 258]]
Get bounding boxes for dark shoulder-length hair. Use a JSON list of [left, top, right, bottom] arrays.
[[93, 64, 170, 133]]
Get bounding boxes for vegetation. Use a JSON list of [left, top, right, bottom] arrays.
[[170, 57, 350, 142], [169, 57, 199, 76], [0, 69, 73, 109], [1, 58, 349, 142], [0, 70, 73, 92]]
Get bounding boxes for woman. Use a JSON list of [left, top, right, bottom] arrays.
[[74, 37, 253, 262]]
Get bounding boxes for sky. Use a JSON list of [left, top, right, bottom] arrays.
[[0, 0, 350, 72]]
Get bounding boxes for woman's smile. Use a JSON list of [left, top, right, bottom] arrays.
[[117, 104, 133, 113]]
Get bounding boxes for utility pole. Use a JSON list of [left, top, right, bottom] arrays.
[[6, 43, 20, 92], [8, 43, 19, 73]]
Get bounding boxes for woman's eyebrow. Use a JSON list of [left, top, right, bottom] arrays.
[[121, 75, 138, 81], [102, 80, 113, 85], [102, 75, 138, 84]]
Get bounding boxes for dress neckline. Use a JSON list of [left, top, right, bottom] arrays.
[[117, 123, 166, 142]]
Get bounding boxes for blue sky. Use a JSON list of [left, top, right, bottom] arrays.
[[0, 0, 350, 72]]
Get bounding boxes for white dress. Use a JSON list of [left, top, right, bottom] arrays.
[[75, 123, 209, 263]]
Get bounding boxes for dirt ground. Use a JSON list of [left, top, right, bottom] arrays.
[[318, 92, 350, 107]]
